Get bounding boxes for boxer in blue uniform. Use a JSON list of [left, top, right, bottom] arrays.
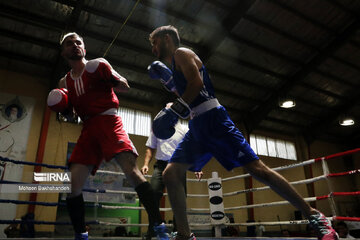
[[148, 25, 338, 240]]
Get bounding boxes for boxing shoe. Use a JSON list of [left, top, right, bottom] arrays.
[[153, 223, 169, 240], [74, 232, 88, 240], [309, 211, 339, 240]]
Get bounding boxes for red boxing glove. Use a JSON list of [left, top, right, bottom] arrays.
[[47, 88, 69, 113]]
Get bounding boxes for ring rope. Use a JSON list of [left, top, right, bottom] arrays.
[[0, 220, 98, 225], [316, 191, 360, 200], [328, 169, 360, 177], [2, 190, 358, 213], [222, 147, 360, 182], [222, 197, 316, 212], [222, 175, 326, 197], [223, 168, 360, 197], [0, 199, 61, 207], [0, 156, 67, 170], [97, 158, 315, 182], [82, 188, 136, 195], [315, 148, 360, 161], [164, 168, 359, 198], [334, 216, 360, 222], [2, 148, 358, 182], [84, 147, 360, 182], [0, 180, 23, 184], [1, 168, 358, 199]]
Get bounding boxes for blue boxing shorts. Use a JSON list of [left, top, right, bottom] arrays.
[[170, 106, 259, 172]]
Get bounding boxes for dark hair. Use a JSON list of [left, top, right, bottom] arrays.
[[149, 25, 180, 47], [5, 104, 22, 119], [336, 221, 348, 228]]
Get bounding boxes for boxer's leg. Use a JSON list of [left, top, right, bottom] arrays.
[[66, 163, 93, 238], [114, 152, 168, 239]]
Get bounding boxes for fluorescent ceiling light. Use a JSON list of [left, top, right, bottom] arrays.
[[339, 118, 355, 126], [279, 100, 296, 108]]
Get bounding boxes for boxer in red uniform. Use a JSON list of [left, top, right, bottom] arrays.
[[50, 32, 169, 240]]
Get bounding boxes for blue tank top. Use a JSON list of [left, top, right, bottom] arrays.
[[171, 58, 216, 108]]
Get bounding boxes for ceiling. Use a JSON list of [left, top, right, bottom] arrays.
[[0, 0, 359, 146]]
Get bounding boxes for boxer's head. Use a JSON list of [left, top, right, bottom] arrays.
[[149, 25, 180, 61], [60, 32, 86, 61]]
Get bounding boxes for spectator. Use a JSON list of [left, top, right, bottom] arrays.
[[336, 221, 355, 239], [246, 219, 256, 237], [256, 221, 265, 237], [114, 226, 127, 236], [226, 217, 240, 237], [20, 213, 35, 238], [281, 229, 291, 237], [4, 222, 20, 238]]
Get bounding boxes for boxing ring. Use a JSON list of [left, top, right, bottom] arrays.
[[0, 148, 359, 239]]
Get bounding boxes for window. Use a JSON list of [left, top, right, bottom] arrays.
[[118, 107, 151, 137], [250, 134, 297, 160], [60, 106, 185, 137], [118, 108, 189, 136]]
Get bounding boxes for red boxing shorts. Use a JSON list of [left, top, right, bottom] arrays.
[[69, 114, 138, 174]]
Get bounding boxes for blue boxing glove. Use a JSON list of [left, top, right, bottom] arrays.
[[148, 61, 176, 92], [152, 108, 179, 140]]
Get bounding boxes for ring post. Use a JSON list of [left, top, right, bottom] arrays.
[[207, 171, 225, 237]]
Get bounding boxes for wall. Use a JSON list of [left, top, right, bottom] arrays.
[[0, 69, 49, 234]]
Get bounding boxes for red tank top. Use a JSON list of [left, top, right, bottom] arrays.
[[65, 58, 119, 120]]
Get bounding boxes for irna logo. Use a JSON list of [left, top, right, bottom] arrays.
[[34, 172, 71, 182]]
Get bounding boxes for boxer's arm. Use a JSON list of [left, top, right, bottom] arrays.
[[194, 171, 203, 181], [58, 76, 66, 89], [141, 147, 155, 175], [112, 72, 130, 93], [95, 58, 130, 92], [104, 60, 130, 93], [174, 48, 204, 104]]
